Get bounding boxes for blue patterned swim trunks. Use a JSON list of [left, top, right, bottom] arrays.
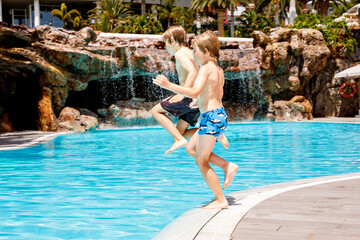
[[198, 107, 228, 138]]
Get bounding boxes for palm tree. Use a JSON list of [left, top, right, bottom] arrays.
[[71, 16, 88, 31], [88, 0, 132, 32], [255, 0, 304, 26], [312, 0, 330, 18], [141, 0, 146, 15], [51, 3, 81, 29], [151, 0, 181, 28], [190, 0, 246, 37], [172, 6, 197, 31]]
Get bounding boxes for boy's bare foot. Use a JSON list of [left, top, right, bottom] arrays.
[[202, 199, 228, 209], [218, 134, 229, 149], [223, 162, 238, 190], [165, 139, 187, 155]]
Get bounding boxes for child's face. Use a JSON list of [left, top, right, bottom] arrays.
[[164, 39, 177, 56], [193, 44, 207, 66]]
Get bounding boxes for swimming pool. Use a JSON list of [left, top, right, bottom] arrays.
[[0, 122, 359, 239]]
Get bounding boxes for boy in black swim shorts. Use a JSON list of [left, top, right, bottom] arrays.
[[151, 26, 200, 155]]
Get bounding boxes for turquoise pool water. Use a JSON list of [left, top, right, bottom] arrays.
[[0, 122, 360, 239]]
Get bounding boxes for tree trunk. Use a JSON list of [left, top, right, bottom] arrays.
[[275, 0, 280, 27], [230, 5, 235, 37], [141, 0, 146, 16], [217, 10, 225, 37], [318, 0, 329, 18]]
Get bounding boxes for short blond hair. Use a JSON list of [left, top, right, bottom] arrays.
[[192, 31, 220, 58], [162, 25, 186, 46]]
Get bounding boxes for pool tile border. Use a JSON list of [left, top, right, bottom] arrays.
[[153, 172, 360, 240]]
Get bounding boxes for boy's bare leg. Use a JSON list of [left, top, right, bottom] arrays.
[[196, 135, 228, 209], [209, 152, 238, 189], [161, 118, 189, 155], [151, 104, 187, 155], [186, 132, 238, 190], [218, 134, 229, 149]]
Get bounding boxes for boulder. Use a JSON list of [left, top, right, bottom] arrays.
[[269, 95, 313, 121], [78, 115, 99, 131], [76, 27, 97, 45], [253, 31, 270, 48], [0, 113, 14, 132], [59, 107, 80, 122], [57, 107, 99, 132], [0, 27, 31, 48]]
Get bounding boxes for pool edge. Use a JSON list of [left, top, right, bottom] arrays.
[[153, 172, 360, 240]]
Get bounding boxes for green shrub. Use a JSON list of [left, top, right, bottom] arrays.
[[115, 15, 163, 34], [292, 14, 357, 56], [235, 10, 275, 38]]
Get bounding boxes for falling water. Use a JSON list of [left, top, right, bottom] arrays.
[[222, 48, 265, 115], [144, 51, 174, 101], [126, 47, 136, 99]]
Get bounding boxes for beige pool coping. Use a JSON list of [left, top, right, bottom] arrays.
[[1, 117, 360, 239]]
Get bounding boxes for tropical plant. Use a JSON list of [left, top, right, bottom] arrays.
[[330, 0, 360, 17], [151, 0, 182, 29], [70, 16, 88, 31], [116, 14, 164, 34], [190, 0, 247, 37], [292, 14, 357, 55], [255, 0, 304, 26], [172, 6, 197, 31], [234, 10, 275, 37], [88, 0, 132, 32], [51, 3, 82, 29]]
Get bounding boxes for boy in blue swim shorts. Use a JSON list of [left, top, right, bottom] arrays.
[[154, 31, 238, 209]]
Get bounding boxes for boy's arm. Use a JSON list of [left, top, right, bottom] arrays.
[[153, 66, 209, 99], [175, 53, 197, 88]]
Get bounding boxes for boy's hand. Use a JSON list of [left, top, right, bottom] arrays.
[[190, 98, 198, 108], [153, 75, 170, 88], [169, 94, 184, 103]]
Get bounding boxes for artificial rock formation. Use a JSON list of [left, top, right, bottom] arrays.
[[254, 27, 359, 119], [1, 25, 358, 132], [253, 28, 331, 98], [0, 24, 260, 132]]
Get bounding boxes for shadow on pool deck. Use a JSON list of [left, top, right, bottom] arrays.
[[0, 131, 66, 151]]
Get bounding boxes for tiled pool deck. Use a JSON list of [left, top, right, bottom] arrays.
[[1, 117, 360, 240]]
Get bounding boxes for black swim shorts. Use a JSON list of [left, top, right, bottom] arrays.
[[160, 95, 200, 127]]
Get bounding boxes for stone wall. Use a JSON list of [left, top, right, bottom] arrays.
[[253, 28, 359, 121]]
